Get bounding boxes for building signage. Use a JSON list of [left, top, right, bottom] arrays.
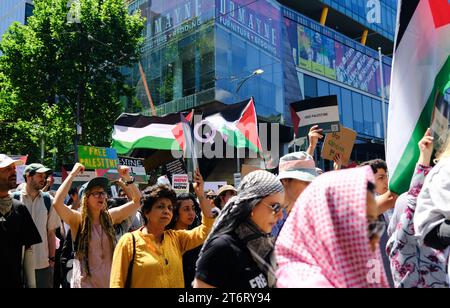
[[135, 0, 215, 50], [216, 0, 281, 57]]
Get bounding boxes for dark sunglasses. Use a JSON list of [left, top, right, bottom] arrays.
[[263, 203, 283, 215], [368, 219, 386, 241], [206, 195, 217, 200]]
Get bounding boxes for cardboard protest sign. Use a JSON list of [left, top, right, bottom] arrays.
[[321, 125, 357, 166], [78, 146, 118, 170], [291, 95, 340, 138], [172, 174, 189, 195]]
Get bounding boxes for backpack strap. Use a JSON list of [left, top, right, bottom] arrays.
[[11, 191, 51, 214], [124, 233, 136, 288], [41, 192, 52, 214]]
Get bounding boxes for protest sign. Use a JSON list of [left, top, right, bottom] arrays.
[[321, 125, 357, 166]]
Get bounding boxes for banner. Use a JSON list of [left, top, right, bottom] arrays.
[[284, 12, 389, 98], [78, 146, 118, 170]]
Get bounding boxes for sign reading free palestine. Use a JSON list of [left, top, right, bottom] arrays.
[[78, 146, 118, 170]]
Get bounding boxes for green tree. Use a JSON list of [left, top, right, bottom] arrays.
[[0, 0, 145, 168]]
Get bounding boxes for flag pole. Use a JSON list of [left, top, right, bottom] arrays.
[[139, 62, 157, 116]]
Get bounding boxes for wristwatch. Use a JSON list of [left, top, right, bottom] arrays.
[[49, 256, 56, 262]]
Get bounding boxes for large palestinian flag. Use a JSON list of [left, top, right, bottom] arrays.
[[112, 113, 182, 154], [202, 98, 262, 154], [387, 0, 450, 194]]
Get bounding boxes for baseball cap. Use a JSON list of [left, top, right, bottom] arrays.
[[216, 185, 237, 196], [24, 163, 53, 175], [78, 177, 109, 200], [0, 154, 24, 168], [277, 152, 317, 182]]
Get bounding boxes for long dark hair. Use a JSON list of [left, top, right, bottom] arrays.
[[166, 193, 201, 230]]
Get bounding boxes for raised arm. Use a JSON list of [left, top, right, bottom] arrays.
[[53, 163, 83, 230], [109, 166, 142, 224], [193, 169, 215, 219], [306, 125, 323, 157]]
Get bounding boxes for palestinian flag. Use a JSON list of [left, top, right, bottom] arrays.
[[387, 0, 450, 194], [112, 113, 182, 154], [202, 98, 262, 154]]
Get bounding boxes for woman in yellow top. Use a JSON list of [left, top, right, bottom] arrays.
[[110, 169, 215, 288]]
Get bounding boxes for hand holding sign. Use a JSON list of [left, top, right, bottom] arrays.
[[308, 125, 324, 148], [193, 169, 205, 198]]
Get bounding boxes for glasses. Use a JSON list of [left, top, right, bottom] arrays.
[[206, 195, 217, 200], [263, 202, 284, 215], [89, 191, 107, 199], [368, 219, 386, 241]]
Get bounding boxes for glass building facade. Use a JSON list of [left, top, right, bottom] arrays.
[[318, 0, 397, 41], [126, 0, 396, 163], [0, 0, 34, 42]]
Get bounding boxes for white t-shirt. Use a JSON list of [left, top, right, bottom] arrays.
[[19, 189, 61, 269]]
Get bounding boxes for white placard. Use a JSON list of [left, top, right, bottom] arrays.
[[172, 174, 189, 195]]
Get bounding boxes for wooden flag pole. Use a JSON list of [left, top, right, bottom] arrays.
[[139, 62, 157, 116]]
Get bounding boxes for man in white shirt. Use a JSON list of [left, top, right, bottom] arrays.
[[15, 163, 61, 288]]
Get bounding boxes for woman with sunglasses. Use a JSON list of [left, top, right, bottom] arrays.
[[275, 166, 389, 288], [194, 170, 285, 288], [53, 163, 141, 288]]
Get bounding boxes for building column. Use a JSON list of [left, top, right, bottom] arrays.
[[320, 6, 329, 26], [361, 29, 369, 45]]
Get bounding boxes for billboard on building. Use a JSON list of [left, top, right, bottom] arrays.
[[284, 9, 391, 99]]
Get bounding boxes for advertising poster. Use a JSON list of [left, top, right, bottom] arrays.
[[322, 34, 336, 80], [297, 25, 312, 70], [310, 32, 325, 75]]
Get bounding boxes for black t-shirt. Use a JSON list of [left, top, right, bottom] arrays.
[[0, 199, 42, 288], [195, 233, 269, 288]]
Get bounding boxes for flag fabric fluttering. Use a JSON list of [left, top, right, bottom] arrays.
[[387, 0, 450, 194], [201, 98, 263, 154], [112, 113, 182, 154]]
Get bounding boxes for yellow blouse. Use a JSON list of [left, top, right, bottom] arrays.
[[110, 216, 215, 288]]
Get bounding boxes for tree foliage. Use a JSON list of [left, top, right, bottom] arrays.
[[0, 0, 145, 168]]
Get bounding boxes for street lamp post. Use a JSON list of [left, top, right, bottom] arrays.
[[234, 69, 264, 173]]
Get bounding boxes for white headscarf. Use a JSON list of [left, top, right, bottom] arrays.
[[414, 157, 450, 242]]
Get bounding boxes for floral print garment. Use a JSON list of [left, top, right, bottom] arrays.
[[386, 164, 449, 288]]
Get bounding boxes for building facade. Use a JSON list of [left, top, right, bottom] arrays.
[[125, 0, 397, 169], [0, 0, 34, 42]]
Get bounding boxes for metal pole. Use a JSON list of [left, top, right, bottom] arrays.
[[74, 89, 81, 162], [378, 47, 387, 148]]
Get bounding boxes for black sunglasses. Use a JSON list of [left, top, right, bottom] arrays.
[[263, 202, 283, 215]]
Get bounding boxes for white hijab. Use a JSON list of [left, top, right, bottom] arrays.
[[414, 157, 450, 242]]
